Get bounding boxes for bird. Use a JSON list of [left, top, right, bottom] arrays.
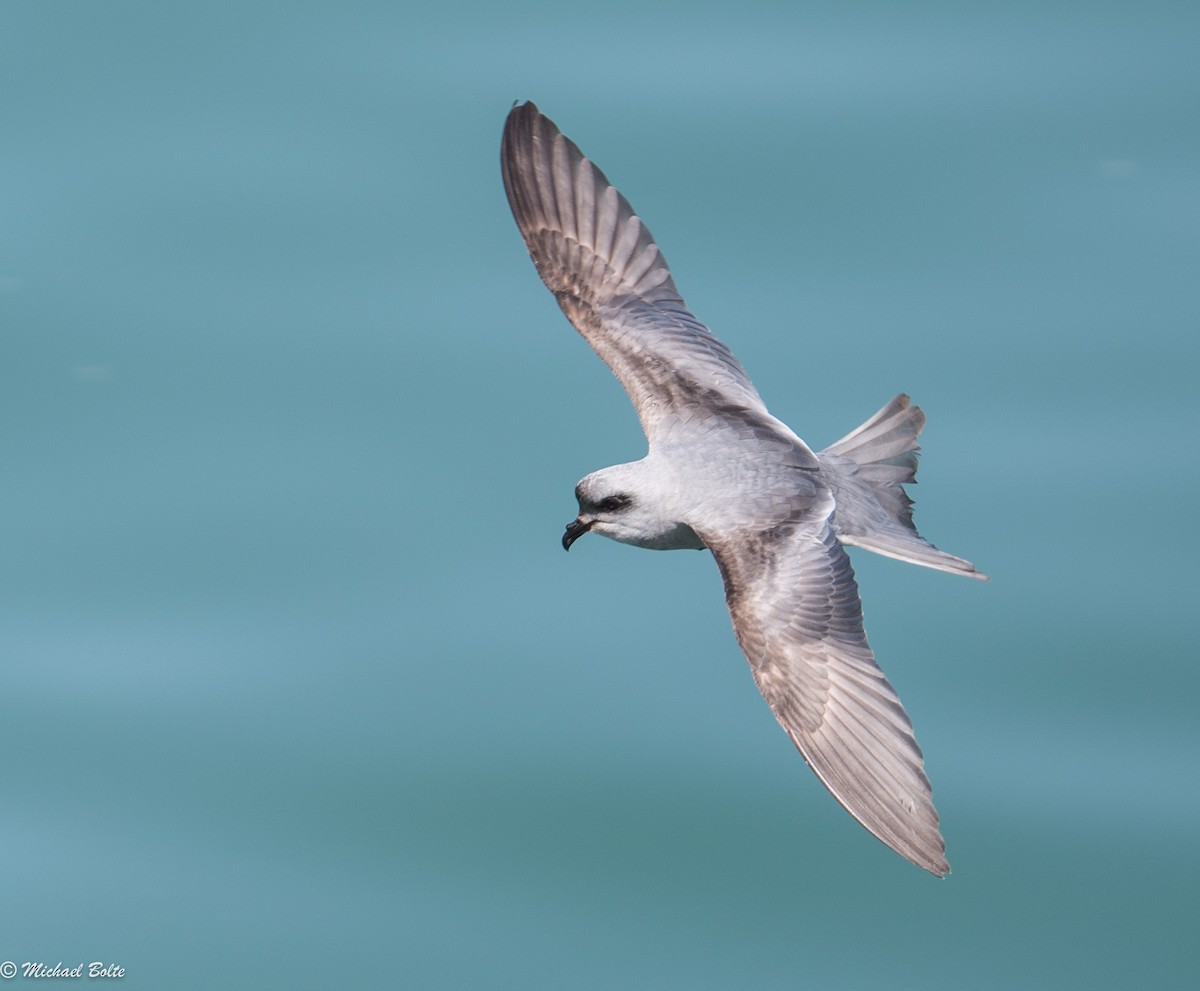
[[500, 101, 985, 876]]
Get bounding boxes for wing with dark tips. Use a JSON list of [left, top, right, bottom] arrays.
[[703, 515, 950, 876], [502, 102, 769, 445]]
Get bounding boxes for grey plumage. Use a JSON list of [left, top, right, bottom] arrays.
[[501, 101, 984, 876]]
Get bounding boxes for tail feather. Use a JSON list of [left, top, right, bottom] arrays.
[[819, 395, 987, 581], [839, 528, 985, 579], [825, 393, 926, 476]]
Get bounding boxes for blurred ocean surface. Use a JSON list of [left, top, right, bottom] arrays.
[[2, 1, 1197, 988]]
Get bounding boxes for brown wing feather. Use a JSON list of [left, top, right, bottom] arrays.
[[501, 102, 767, 442], [705, 519, 950, 876]]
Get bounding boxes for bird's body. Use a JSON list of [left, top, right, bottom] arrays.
[[501, 101, 985, 876]]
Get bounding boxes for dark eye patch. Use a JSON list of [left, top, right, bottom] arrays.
[[599, 494, 631, 513]]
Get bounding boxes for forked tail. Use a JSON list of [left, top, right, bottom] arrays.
[[818, 395, 986, 580]]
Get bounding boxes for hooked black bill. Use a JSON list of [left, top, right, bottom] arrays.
[[562, 518, 592, 551]]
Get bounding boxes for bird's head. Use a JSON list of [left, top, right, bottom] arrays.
[[563, 462, 705, 552]]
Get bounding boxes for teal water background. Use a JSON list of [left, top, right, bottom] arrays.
[[3, 2, 1198, 988]]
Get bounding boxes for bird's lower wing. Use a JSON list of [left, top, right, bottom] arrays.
[[704, 519, 950, 875]]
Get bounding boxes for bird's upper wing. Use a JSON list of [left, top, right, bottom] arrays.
[[700, 512, 950, 876], [501, 102, 770, 445]]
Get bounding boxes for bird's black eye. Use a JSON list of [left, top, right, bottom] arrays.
[[598, 494, 631, 513]]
